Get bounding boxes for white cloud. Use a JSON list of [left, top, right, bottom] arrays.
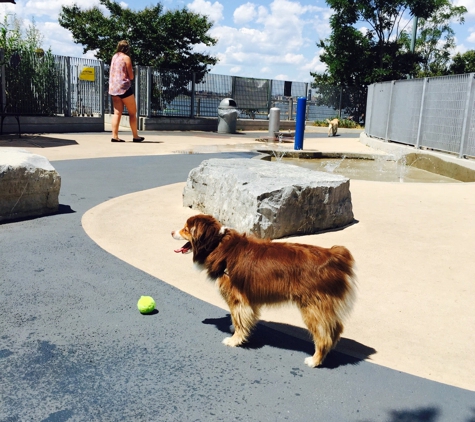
[[5, 0, 104, 20], [39, 21, 86, 57], [454, 0, 475, 16], [1, 0, 328, 81], [300, 52, 325, 74], [186, 0, 224, 23], [359, 26, 369, 35], [230, 66, 242, 74], [206, 0, 325, 79], [454, 43, 468, 54], [313, 9, 332, 39], [234, 2, 256, 25], [467, 30, 475, 43]]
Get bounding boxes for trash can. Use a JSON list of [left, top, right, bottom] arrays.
[[217, 98, 239, 134]]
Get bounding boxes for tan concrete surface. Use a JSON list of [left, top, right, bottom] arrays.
[[0, 126, 378, 161], [8, 127, 475, 391]]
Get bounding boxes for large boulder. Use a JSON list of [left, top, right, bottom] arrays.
[[183, 158, 353, 239], [0, 148, 61, 223]]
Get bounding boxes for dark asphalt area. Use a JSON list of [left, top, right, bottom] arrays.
[[1, 153, 474, 421]]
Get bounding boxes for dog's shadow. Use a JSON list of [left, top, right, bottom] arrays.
[[202, 314, 376, 369]]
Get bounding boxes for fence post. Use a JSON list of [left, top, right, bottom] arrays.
[[99, 60, 105, 119], [231, 76, 236, 99], [135, 65, 140, 116], [415, 78, 428, 149], [267, 79, 273, 115], [66, 56, 71, 117], [190, 72, 196, 118], [288, 97, 293, 120], [146, 66, 152, 118], [385, 80, 395, 142], [365, 84, 375, 135], [1, 49, 5, 112], [338, 86, 343, 118], [459, 73, 475, 158], [304, 82, 309, 120]]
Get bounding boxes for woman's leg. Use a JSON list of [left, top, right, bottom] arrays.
[[111, 96, 124, 140], [122, 94, 140, 139]]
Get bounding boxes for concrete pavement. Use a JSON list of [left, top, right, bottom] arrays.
[[1, 127, 474, 420]]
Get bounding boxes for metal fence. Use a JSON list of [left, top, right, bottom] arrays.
[[1, 50, 104, 117], [105, 67, 352, 121], [1, 49, 355, 123], [365, 74, 475, 158]]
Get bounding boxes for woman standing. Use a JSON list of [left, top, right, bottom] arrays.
[[109, 40, 144, 142]]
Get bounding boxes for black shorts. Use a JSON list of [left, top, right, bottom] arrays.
[[115, 86, 134, 99]]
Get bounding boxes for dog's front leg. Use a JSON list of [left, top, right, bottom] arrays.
[[217, 275, 258, 347]]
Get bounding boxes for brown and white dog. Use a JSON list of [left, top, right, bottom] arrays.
[[172, 214, 356, 367], [327, 118, 339, 136]]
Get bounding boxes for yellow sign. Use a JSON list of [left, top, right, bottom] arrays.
[[79, 67, 95, 81]]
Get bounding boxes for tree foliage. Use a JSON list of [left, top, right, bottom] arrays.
[[58, 0, 218, 77], [0, 15, 58, 115], [407, 0, 467, 77], [448, 50, 475, 74], [311, 0, 467, 121], [313, 0, 442, 87]]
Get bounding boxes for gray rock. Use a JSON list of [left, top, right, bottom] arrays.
[[0, 148, 61, 223], [183, 158, 353, 239]]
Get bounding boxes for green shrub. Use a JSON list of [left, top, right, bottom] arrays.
[[313, 117, 363, 129]]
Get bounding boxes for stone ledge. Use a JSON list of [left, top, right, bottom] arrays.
[[183, 158, 353, 239], [0, 149, 61, 223]]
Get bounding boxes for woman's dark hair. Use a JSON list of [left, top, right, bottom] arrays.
[[116, 40, 130, 54]]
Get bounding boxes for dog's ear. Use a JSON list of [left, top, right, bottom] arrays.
[[189, 215, 224, 264]]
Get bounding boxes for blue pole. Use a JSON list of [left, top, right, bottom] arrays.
[[294, 97, 306, 150]]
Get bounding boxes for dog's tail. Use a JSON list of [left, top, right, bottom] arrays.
[[330, 245, 354, 273], [328, 245, 357, 321]]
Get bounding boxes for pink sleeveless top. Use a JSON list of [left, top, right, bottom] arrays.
[[109, 53, 131, 96]]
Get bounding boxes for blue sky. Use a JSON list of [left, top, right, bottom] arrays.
[[1, 0, 475, 82]]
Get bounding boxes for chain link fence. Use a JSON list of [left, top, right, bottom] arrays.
[[366, 74, 475, 158]]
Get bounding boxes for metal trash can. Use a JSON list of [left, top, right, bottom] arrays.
[[217, 98, 239, 134]]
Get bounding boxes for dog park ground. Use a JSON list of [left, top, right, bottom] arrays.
[[1, 127, 474, 421]]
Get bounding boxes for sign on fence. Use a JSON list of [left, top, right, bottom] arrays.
[[79, 67, 95, 81]]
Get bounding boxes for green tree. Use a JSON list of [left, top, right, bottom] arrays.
[[448, 50, 475, 74], [314, 0, 442, 86], [310, 0, 458, 121], [0, 15, 58, 115], [58, 0, 218, 75], [406, 0, 467, 77]]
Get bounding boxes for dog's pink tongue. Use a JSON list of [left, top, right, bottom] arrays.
[[174, 242, 191, 254]]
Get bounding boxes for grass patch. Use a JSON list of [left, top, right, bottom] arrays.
[[313, 117, 364, 129]]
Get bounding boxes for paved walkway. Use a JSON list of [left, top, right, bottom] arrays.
[[1, 127, 474, 420]]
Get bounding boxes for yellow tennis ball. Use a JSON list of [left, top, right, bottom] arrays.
[[137, 296, 155, 314]]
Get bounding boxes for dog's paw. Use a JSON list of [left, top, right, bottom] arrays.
[[222, 336, 242, 347], [304, 356, 320, 368]]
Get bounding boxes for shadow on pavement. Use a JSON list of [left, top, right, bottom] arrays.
[[203, 314, 376, 369], [0, 204, 75, 226], [57, 204, 76, 215], [0, 134, 78, 148]]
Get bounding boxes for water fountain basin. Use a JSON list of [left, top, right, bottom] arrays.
[[257, 149, 475, 183]]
